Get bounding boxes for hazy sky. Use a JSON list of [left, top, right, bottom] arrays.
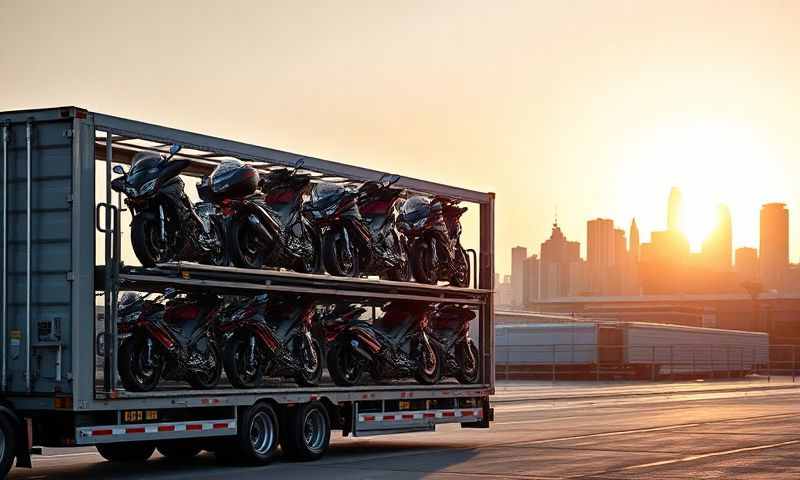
[[3, 1, 800, 275]]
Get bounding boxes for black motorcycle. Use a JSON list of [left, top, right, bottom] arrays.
[[117, 289, 224, 392], [398, 195, 470, 287], [428, 304, 480, 384], [308, 177, 410, 281], [326, 301, 443, 386], [111, 145, 226, 267], [220, 294, 323, 388], [207, 159, 319, 272]]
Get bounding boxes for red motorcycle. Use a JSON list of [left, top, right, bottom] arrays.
[[398, 196, 470, 287], [118, 289, 224, 392], [220, 294, 323, 388]]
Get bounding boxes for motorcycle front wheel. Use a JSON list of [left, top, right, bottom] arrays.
[[229, 219, 268, 269], [455, 340, 480, 384], [223, 333, 265, 389], [131, 214, 175, 267], [294, 337, 323, 386], [118, 333, 165, 392], [322, 230, 358, 277], [449, 247, 471, 288], [413, 339, 443, 385], [326, 342, 365, 387], [186, 341, 222, 389], [410, 239, 438, 285]]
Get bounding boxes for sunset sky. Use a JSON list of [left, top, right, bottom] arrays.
[[2, 1, 799, 275]]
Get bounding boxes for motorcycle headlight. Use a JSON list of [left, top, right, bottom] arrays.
[[138, 178, 158, 196]]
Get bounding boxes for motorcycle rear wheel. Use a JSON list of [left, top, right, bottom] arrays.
[[131, 214, 174, 267], [449, 247, 471, 288], [186, 342, 223, 389], [411, 240, 438, 285], [322, 230, 358, 277], [413, 339, 443, 385], [229, 219, 267, 269], [455, 340, 480, 384], [326, 342, 365, 387], [118, 333, 165, 392], [223, 333, 265, 389]]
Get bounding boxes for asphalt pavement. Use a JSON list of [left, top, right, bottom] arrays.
[[9, 378, 800, 479]]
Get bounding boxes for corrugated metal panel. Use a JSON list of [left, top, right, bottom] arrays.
[[496, 323, 597, 364], [2, 117, 73, 394]]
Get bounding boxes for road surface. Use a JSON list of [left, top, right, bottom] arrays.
[[9, 379, 800, 479]]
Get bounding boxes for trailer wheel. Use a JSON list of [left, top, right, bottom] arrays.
[[280, 401, 330, 461], [0, 414, 17, 478], [96, 442, 155, 463], [156, 440, 202, 460], [228, 402, 279, 465]]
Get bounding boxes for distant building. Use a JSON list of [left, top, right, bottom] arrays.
[[587, 218, 615, 267], [735, 247, 758, 284], [540, 221, 581, 299], [524, 254, 540, 305], [702, 204, 732, 272], [667, 186, 683, 232], [760, 203, 789, 291], [629, 218, 640, 263], [510, 246, 527, 306], [494, 274, 513, 306]]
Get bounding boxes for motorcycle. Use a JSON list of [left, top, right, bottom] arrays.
[[398, 195, 470, 287], [326, 301, 444, 387], [428, 304, 480, 384], [208, 159, 319, 272], [308, 176, 410, 281], [111, 144, 226, 267], [117, 289, 224, 392], [220, 294, 323, 388]]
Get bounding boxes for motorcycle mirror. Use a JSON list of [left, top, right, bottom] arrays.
[[292, 158, 305, 175], [166, 144, 182, 161], [112, 165, 126, 175]]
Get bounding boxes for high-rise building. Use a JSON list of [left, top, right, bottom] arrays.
[[760, 203, 789, 290], [702, 204, 732, 272], [587, 218, 615, 267], [614, 228, 628, 267], [629, 218, 640, 263], [510, 246, 527, 306], [667, 187, 683, 232], [735, 247, 758, 283], [524, 254, 540, 304], [540, 221, 581, 299]]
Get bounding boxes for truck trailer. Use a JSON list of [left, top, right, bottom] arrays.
[[0, 106, 496, 477]]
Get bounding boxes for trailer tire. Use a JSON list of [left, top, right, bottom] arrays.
[[280, 402, 330, 461], [156, 440, 203, 461], [0, 414, 17, 478], [229, 402, 279, 465], [96, 442, 155, 463]]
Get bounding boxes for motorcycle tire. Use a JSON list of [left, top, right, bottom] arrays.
[[186, 342, 223, 389], [229, 218, 268, 269], [295, 230, 321, 274], [455, 340, 481, 384], [322, 230, 358, 277], [131, 214, 171, 267], [449, 247, 471, 288], [384, 238, 412, 282], [413, 339, 443, 385], [118, 333, 165, 392], [411, 240, 438, 285], [223, 333, 266, 389], [326, 342, 365, 387], [294, 337, 323, 387]]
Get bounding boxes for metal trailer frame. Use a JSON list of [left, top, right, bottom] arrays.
[[0, 107, 495, 446]]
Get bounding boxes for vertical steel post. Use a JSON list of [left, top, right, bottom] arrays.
[[1, 121, 7, 391], [103, 134, 115, 393], [478, 194, 494, 389], [25, 121, 32, 392]]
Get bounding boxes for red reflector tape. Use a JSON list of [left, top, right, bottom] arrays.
[[125, 427, 146, 434], [443, 411, 455, 417], [383, 415, 395, 421], [186, 424, 203, 431], [423, 413, 436, 418], [158, 425, 175, 432], [363, 415, 375, 421], [213, 422, 230, 429], [93, 429, 113, 436], [462, 411, 474, 417], [402, 414, 414, 420]]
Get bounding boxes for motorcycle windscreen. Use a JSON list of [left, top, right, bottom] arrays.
[[310, 182, 347, 211], [209, 159, 258, 197]]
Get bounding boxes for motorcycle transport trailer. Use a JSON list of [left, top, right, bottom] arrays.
[[0, 106, 495, 476]]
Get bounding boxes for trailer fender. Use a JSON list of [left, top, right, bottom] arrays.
[[0, 405, 31, 468]]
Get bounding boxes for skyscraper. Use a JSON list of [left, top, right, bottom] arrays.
[[629, 218, 640, 263], [524, 254, 540, 304], [759, 203, 789, 290], [735, 247, 758, 283], [511, 246, 527, 306], [667, 187, 683, 232], [701, 204, 732, 272], [587, 218, 615, 267], [540, 221, 581, 299]]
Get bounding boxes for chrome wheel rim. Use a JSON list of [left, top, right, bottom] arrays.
[[0, 425, 6, 462], [250, 411, 275, 455], [303, 409, 326, 453]]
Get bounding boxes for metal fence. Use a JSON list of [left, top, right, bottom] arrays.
[[496, 343, 797, 382]]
